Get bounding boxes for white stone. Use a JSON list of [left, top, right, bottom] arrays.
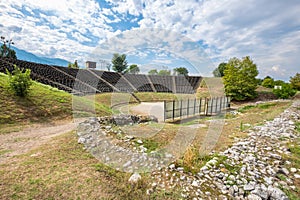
[[290, 168, 297, 173], [128, 172, 141, 183], [294, 174, 300, 179], [136, 139, 143, 144]]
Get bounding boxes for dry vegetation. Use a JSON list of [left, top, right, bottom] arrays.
[[0, 73, 299, 199]]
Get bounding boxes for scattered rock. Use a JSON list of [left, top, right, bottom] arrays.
[[128, 172, 141, 183]]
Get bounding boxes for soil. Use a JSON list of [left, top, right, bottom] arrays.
[[0, 118, 85, 164]]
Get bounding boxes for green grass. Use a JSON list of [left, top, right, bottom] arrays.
[[0, 72, 111, 131]]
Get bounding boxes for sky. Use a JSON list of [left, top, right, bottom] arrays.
[[0, 0, 299, 80]]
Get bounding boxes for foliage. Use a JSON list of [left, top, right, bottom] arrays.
[[112, 53, 128, 73], [261, 77, 275, 88], [6, 65, 32, 97], [173, 67, 188, 76], [67, 60, 79, 69], [125, 64, 140, 74], [158, 69, 171, 76], [0, 44, 17, 59], [213, 62, 227, 77], [290, 73, 300, 90], [148, 69, 158, 75], [223, 56, 258, 101], [272, 83, 296, 99]]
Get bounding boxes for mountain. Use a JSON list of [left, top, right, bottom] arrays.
[[10, 46, 70, 67]]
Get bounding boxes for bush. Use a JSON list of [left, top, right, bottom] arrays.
[[272, 83, 296, 99], [6, 65, 32, 97]]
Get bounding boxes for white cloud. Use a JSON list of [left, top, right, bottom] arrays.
[[0, 0, 299, 80]]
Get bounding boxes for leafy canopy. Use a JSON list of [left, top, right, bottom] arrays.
[[223, 56, 258, 101], [174, 67, 189, 76], [213, 62, 227, 77], [112, 53, 128, 73], [290, 73, 300, 90], [125, 64, 140, 74], [1, 44, 17, 59]]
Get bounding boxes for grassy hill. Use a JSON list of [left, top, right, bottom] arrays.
[[0, 73, 111, 131]]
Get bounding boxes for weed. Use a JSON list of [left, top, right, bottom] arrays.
[[237, 105, 255, 113], [257, 103, 276, 109]]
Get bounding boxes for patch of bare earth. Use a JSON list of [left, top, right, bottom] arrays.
[[0, 119, 84, 164]]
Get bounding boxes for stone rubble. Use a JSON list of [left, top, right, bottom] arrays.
[[147, 100, 299, 199], [77, 101, 300, 199]]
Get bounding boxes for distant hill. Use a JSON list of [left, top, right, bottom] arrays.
[[10, 46, 70, 67]]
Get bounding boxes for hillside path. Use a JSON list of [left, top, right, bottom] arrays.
[[0, 119, 84, 164]]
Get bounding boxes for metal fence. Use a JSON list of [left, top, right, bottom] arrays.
[[164, 96, 230, 121]]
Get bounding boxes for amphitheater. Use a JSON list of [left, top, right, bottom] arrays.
[[0, 57, 202, 95]]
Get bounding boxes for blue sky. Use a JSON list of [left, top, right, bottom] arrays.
[[0, 0, 299, 80]]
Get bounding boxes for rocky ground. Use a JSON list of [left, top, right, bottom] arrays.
[[77, 101, 300, 200]]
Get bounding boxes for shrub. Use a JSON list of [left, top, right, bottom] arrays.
[[272, 83, 296, 99], [6, 65, 32, 97]]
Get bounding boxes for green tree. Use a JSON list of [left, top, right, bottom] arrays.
[[1, 44, 17, 59], [6, 65, 32, 97], [148, 69, 158, 75], [174, 67, 189, 76], [158, 69, 171, 76], [273, 83, 296, 99], [213, 62, 227, 77], [126, 64, 140, 74], [112, 53, 128, 73], [290, 73, 300, 90], [261, 77, 275, 88], [223, 56, 258, 101], [67, 60, 79, 69]]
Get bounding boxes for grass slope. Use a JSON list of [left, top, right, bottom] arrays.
[[0, 73, 111, 131]]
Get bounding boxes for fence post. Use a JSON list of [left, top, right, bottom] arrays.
[[172, 100, 175, 121], [210, 97, 213, 115], [205, 98, 208, 116], [187, 98, 189, 117], [163, 100, 166, 121], [215, 97, 218, 115], [199, 98, 202, 115], [219, 96, 223, 114], [194, 98, 196, 115], [180, 99, 183, 119]]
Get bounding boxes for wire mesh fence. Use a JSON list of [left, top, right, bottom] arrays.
[[164, 96, 230, 121]]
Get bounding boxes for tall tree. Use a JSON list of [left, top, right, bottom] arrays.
[[174, 67, 188, 76], [148, 69, 158, 75], [213, 62, 227, 77], [67, 60, 79, 69], [112, 53, 128, 73], [0, 44, 17, 59], [290, 73, 300, 90], [158, 69, 171, 76], [126, 64, 140, 74], [223, 56, 258, 100]]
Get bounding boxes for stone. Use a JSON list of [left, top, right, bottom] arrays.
[[128, 172, 141, 183], [247, 194, 262, 200], [169, 164, 175, 170], [136, 139, 143, 144], [278, 167, 289, 175], [78, 137, 86, 144], [294, 174, 300, 179], [244, 182, 256, 191], [191, 180, 199, 187], [290, 167, 297, 173], [267, 186, 289, 200]]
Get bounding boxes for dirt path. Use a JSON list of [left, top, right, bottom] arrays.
[[0, 119, 84, 164]]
